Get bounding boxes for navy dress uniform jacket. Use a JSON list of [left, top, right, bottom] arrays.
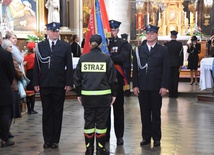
[[164, 40, 183, 67], [0, 49, 15, 106], [33, 39, 73, 87], [133, 43, 170, 90]]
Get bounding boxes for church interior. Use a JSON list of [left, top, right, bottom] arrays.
[[0, 0, 214, 78], [2, 1, 214, 153]]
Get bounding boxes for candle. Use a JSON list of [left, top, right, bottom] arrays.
[[195, 11, 198, 25], [159, 12, 161, 20], [163, 11, 165, 25], [184, 12, 186, 25], [190, 12, 193, 24], [147, 13, 149, 25]]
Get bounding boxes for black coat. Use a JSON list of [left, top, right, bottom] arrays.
[[71, 41, 81, 57], [164, 40, 183, 67], [108, 37, 130, 80], [33, 39, 73, 87], [0, 48, 15, 106], [187, 43, 200, 70], [133, 43, 170, 90]]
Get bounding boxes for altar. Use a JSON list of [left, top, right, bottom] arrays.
[[199, 57, 214, 90]]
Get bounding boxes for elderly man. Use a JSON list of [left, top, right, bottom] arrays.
[[33, 22, 73, 148], [133, 24, 170, 147]]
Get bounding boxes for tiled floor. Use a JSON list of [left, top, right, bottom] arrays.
[[1, 82, 214, 155]]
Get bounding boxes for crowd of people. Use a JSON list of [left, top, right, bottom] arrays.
[[0, 19, 208, 155]]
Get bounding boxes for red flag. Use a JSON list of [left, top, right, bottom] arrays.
[[82, 0, 110, 55], [82, 5, 96, 54], [100, 0, 110, 35]]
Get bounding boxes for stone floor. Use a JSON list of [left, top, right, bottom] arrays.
[[1, 82, 214, 155]]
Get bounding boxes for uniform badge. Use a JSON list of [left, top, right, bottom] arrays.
[[111, 47, 118, 53]]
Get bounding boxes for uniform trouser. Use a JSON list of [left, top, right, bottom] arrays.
[[40, 87, 65, 144], [106, 82, 124, 139], [138, 90, 162, 141], [169, 66, 180, 97], [84, 106, 109, 130], [0, 105, 11, 141]]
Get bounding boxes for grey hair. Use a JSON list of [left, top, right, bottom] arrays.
[[2, 39, 12, 50]]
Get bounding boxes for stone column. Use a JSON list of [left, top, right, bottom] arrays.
[[72, 0, 83, 42], [105, 0, 131, 40], [60, 0, 68, 29]]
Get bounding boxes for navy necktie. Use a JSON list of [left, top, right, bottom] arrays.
[[51, 42, 55, 51]]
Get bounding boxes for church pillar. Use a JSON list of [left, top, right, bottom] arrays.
[[105, 0, 131, 40], [72, 0, 83, 42], [60, 0, 68, 29]]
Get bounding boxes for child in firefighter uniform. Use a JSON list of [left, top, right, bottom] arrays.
[[73, 34, 118, 155]]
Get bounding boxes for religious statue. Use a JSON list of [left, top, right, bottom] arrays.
[[45, 0, 60, 23]]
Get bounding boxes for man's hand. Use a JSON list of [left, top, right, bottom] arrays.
[[111, 97, 116, 105], [179, 66, 182, 72], [34, 86, 40, 92], [133, 87, 140, 96], [65, 86, 71, 93], [77, 96, 82, 105], [159, 88, 168, 97]]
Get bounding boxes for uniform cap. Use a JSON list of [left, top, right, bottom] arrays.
[[121, 33, 128, 40], [46, 22, 60, 32], [191, 36, 198, 41], [109, 20, 121, 30], [170, 30, 178, 36], [145, 24, 159, 33], [27, 42, 36, 50], [90, 34, 102, 45]]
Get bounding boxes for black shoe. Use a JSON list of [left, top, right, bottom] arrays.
[[1, 140, 15, 147], [43, 143, 51, 148], [8, 133, 14, 138], [51, 143, 59, 148], [154, 141, 160, 147], [96, 147, 109, 155], [31, 110, 38, 114], [189, 81, 194, 85], [117, 138, 124, 145], [85, 147, 94, 155], [140, 139, 150, 146]]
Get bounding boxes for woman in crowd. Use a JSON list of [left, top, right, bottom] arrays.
[[6, 32, 25, 74], [24, 42, 37, 114], [187, 36, 201, 85], [0, 39, 15, 147], [2, 39, 23, 139]]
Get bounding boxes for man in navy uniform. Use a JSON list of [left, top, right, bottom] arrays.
[[132, 24, 169, 147], [33, 22, 73, 148], [106, 20, 130, 145], [121, 33, 132, 97], [164, 30, 183, 98]]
